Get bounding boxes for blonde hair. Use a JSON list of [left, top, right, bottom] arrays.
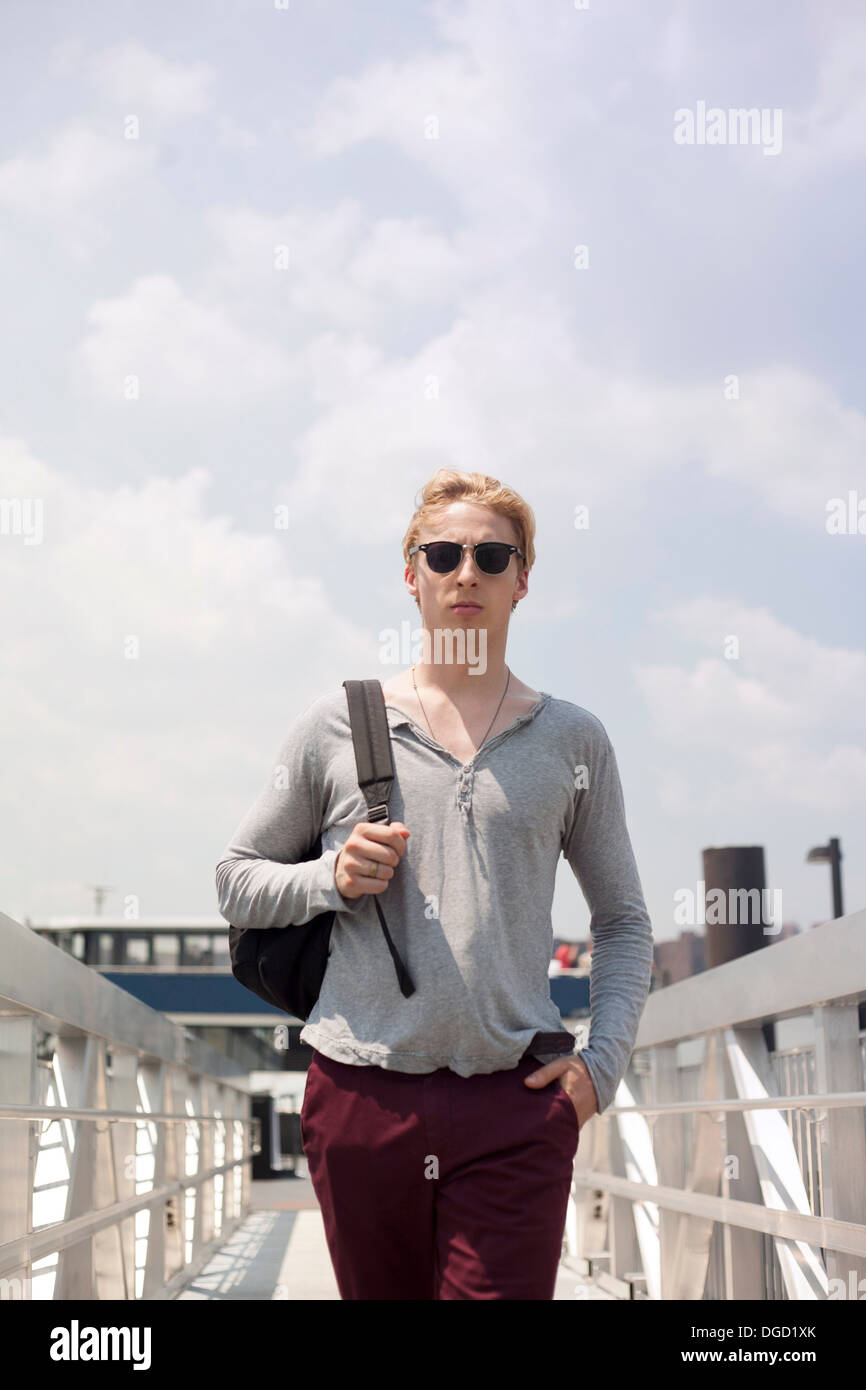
[[402, 469, 536, 614]]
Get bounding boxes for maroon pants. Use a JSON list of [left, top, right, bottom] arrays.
[[300, 1048, 580, 1300]]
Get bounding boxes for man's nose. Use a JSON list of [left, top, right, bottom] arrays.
[[455, 549, 481, 580]]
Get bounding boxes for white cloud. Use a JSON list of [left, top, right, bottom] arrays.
[[0, 119, 154, 218], [215, 115, 259, 151], [0, 436, 365, 656], [0, 435, 374, 916], [781, 18, 866, 172], [72, 273, 298, 401], [276, 293, 866, 541], [295, 41, 567, 235], [200, 201, 468, 330], [0, 43, 219, 256], [691, 366, 866, 528], [86, 41, 217, 121], [636, 599, 866, 812]]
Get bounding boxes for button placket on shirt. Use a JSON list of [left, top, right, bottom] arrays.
[[454, 708, 543, 821], [456, 764, 474, 819], [386, 696, 549, 824]]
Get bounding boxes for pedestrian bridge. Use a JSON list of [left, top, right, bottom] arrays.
[[1, 904, 865, 1301]]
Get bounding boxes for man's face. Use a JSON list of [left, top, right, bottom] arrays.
[[405, 501, 529, 632]]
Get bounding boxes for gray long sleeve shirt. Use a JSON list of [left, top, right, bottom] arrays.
[[215, 684, 654, 1114]]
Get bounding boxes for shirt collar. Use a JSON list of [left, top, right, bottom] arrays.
[[383, 692, 551, 733], [384, 704, 413, 729]]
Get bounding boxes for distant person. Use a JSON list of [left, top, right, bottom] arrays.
[[216, 468, 653, 1300]]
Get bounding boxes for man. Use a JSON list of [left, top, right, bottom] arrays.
[[215, 468, 653, 1300]]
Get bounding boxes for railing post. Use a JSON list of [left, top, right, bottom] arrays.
[[659, 1032, 727, 1299], [139, 1058, 167, 1299], [813, 1002, 866, 1292], [199, 1078, 216, 1248], [211, 1084, 230, 1239], [164, 1070, 185, 1281], [569, 1105, 608, 1262], [106, 1046, 139, 1299], [54, 1035, 100, 1299], [233, 1090, 250, 1218], [651, 1041, 683, 1299], [719, 1026, 766, 1298], [188, 1073, 204, 1263], [607, 1089, 642, 1283], [0, 1015, 37, 1300]]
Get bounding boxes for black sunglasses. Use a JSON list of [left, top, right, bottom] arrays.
[[408, 541, 524, 575]]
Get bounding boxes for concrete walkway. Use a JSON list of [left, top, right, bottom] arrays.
[[176, 1165, 616, 1301]]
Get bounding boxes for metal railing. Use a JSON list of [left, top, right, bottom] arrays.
[[0, 909, 259, 1300], [564, 906, 866, 1300]]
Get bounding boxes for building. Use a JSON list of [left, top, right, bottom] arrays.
[[26, 916, 299, 1071]]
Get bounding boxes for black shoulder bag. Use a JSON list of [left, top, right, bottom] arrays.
[[227, 679, 416, 1021]]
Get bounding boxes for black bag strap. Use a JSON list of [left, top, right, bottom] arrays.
[[343, 679, 395, 822], [342, 679, 415, 999]]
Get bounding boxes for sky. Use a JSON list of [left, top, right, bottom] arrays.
[[1, 0, 863, 945]]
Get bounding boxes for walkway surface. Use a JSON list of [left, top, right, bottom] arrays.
[[176, 1162, 616, 1301]]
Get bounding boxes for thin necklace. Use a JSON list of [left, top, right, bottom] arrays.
[[411, 663, 511, 755]]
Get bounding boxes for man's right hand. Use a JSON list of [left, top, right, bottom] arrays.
[[334, 821, 410, 899]]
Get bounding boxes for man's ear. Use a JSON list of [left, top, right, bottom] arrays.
[[404, 564, 419, 605]]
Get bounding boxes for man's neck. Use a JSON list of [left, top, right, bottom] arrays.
[[412, 652, 511, 700]]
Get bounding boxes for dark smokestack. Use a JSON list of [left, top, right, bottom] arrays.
[[701, 846, 771, 969]]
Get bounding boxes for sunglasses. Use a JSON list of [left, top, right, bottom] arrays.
[[408, 541, 525, 575]]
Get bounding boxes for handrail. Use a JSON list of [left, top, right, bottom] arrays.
[[0, 907, 252, 1084], [0, 1152, 255, 1278], [0, 907, 257, 1300], [635, 908, 866, 1046], [0, 1104, 259, 1123], [569, 1171, 866, 1258], [599, 1090, 866, 1117], [563, 906, 866, 1300]]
